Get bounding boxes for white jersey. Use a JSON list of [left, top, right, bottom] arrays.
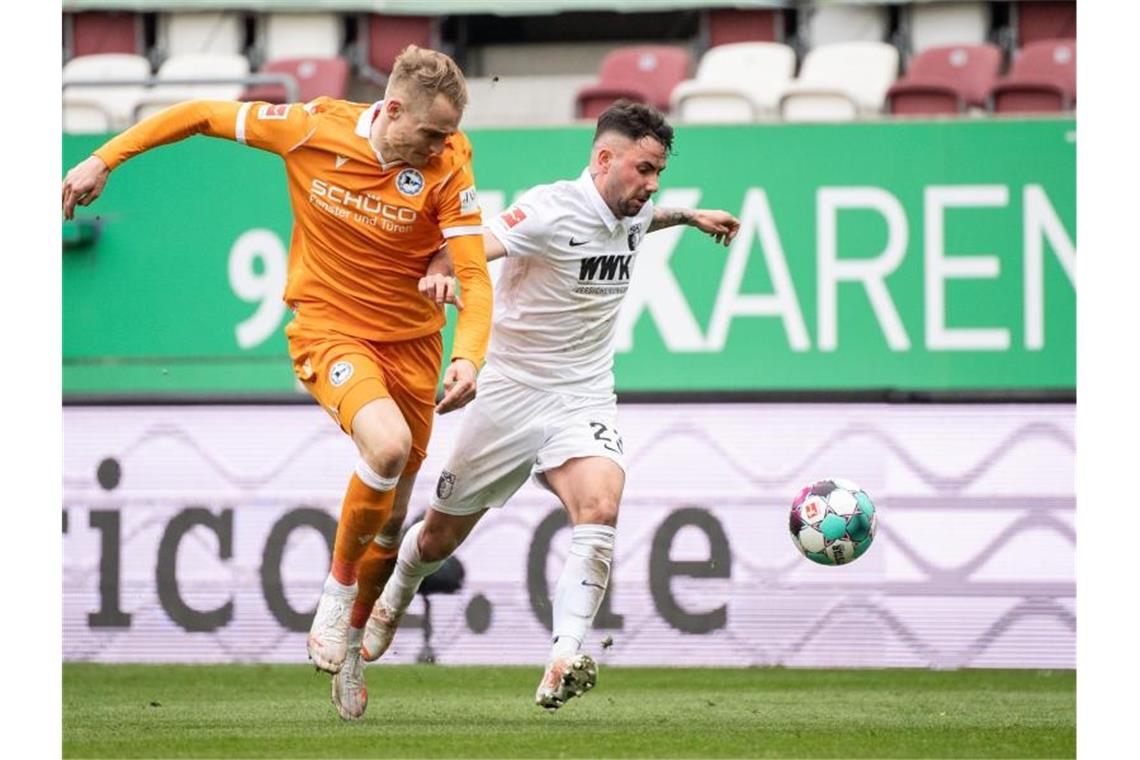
[[485, 168, 654, 397]]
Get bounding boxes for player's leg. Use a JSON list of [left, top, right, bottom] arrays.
[[330, 472, 414, 720], [351, 472, 417, 629], [308, 396, 410, 674], [531, 405, 626, 710], [363, 366, 549, 662], [287, 325, 414, 674], [332, 333, 441, 719], [360, 507, 486, 662]]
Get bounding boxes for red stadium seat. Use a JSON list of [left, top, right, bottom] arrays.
[[69, 11, 142, 57], [575, 46, 692, 118], [987, 38, 1075, 113], [241, 57, 350, 104], [1016, 1, 1076, 48], [707, 8, 781, 47], [366, 14, 434, 75], [886, 44, 1002, 115]]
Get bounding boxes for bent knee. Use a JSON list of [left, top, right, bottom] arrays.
[[575, 498, 620, 527], [357, 434, 412, 479]]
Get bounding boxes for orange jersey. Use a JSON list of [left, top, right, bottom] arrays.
[[93, 98, 492, 365]]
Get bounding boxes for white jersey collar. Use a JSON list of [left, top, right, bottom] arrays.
[[356, 100, 406, 170], [577, 168, 622, 233]]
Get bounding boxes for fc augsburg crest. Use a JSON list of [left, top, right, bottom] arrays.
[[627, 223, 643, 251], [436, 470, 456, 499]]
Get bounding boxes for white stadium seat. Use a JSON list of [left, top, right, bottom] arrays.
[[158, 12, 246, 57], [671, 42, 797, 123], [133, 53, 251, 122], [802, 3, 889, 48], [778, 41, 899, 122], [63, 53, 151, 132], [909, 1, 991, 53], [262, 13, 343, 62]]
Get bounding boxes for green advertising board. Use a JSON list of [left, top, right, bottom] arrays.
[[63, 118, 1075, 398]]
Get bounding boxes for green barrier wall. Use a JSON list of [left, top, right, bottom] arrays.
[[63, 118, 1075, 397]]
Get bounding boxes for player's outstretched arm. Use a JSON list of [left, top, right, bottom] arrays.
[[648, 207, 741, 246], [62, 100, 308, 220], [62, 155, 110, 220]]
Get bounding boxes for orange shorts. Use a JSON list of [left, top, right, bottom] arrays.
[[286, 320, 442, 475]]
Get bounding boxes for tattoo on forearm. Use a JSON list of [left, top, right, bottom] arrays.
[[649, 207, 693, 233]]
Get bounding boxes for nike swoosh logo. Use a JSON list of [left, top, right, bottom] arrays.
[[580, 580, 606, 589], [569, 237, 590, 247]]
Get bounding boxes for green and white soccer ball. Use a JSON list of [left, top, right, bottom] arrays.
[[789, 478, 877, 565]]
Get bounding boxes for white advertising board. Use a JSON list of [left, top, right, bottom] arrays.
[[63, 403, 1074, 668]]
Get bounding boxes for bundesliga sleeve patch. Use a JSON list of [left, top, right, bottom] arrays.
[[459, 186, 479, 215], [257, 104, 291, 120], [500, 207, 526, 228]]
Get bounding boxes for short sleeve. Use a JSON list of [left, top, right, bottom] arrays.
[[235, 100, 321, 155], [486, 188, 554, 258]]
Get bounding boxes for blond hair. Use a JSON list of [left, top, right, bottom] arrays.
[[386, 45, 468, 112]]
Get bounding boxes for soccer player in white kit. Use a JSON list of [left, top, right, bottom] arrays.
[[331, 101, 739, 718]]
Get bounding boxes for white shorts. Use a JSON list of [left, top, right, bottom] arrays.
[[430, 365, 625, 516]]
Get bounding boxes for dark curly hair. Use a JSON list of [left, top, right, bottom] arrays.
[[592, 99, 675, 154]]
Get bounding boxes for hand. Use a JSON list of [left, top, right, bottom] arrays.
[[62, 155, 111, 220], [690, 209, 741, 247], [418, 273, 464, 310], [436, 358, 478, 414]]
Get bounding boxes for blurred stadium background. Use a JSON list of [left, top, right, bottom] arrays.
[[61, 0, 1074, 688]]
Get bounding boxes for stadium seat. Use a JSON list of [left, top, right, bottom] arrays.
[[157, 12, 246, 57], [778, 42, 899, 122], [240, 57, 349, 104], [63, 53, 151, 133], [261, 13, 343, 63], [886, 44, 1002, 116], [907, 1, 991, 53], [363, 14, 434, 76], [1015, 1, 1076, 48], [133, 53, 251, 122], [987, 38, 1075, 113], [707, 8, 781, 47], [801, 3, 889, 47], [68, 11, 143, 57], [671, 42, 796, 123], [463, 75, 596, 127], [575, 46, 692, 119]]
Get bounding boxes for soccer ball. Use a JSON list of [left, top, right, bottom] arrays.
[[789, 479, 877, 565]]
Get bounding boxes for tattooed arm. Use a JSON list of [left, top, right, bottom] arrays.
[[648, 207, 696, 232], [649, 207, 741, 246]]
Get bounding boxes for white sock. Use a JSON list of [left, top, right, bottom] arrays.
[[378, 521, 444, 615], [550, 524, 616, 660], [324, 573, 356, 595]]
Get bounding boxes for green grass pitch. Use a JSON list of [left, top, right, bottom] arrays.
[[63, 663, 1074, 758]]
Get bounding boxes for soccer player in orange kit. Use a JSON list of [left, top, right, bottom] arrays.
[[61, 46, 493, 719]]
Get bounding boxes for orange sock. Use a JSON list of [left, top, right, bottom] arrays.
[[331, 473, 397, 585], [350, 541, 399, 628]]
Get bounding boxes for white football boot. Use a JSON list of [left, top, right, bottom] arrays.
[[306, 576, 356, 674], [331, 628, 368, 721], [361, 599, 404, 662], [534, 653, 598, 710]]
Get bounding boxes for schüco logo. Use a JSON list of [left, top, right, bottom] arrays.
[[309, 179, 417, 224]]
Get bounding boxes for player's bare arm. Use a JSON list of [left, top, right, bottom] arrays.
[[648, 207, 741, 246], [62, 154, 111, 220]]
